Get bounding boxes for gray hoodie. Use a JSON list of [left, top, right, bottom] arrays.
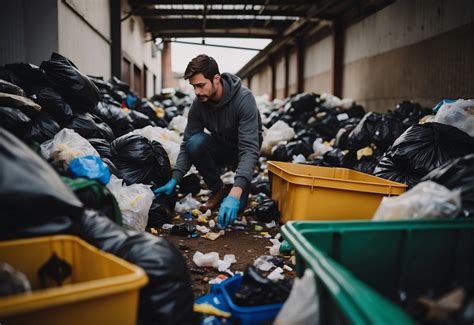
[[172, 73, 262, 189]]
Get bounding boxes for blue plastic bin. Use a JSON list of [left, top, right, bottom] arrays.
[[195, 275, 283, 325]]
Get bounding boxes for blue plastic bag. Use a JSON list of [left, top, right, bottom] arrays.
[[68, 155, 111, 184], [432, 99, 456, 113]]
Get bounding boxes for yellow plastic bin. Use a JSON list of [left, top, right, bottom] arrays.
[[268, 161, 407, 223], [0, 235, 148, 325]]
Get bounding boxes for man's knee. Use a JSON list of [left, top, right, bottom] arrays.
[[186, 133, 210, 156]]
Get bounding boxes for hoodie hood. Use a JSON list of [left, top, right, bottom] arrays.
[[207, 72, 241, 109]]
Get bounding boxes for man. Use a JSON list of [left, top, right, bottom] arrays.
[[154, 54, 262, 228]]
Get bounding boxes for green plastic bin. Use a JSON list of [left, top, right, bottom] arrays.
[[281, 220, 474, 324]]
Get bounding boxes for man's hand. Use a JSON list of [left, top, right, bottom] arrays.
[[153, 179, 177, 197], [217, 195, 240, 228]]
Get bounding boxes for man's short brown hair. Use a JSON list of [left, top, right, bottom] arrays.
[[184, 54, 220, 81]]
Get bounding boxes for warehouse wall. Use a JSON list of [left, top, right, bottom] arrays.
[[304, 35, 333, 95], [342, 0, 474, 111], [275, 55, 286, 99], [121, 0, 161, 97], [58, 0, 111, 79], [288, 50, 298, 95], [0, 0, 58, 66], [243, 0, 473, 111]]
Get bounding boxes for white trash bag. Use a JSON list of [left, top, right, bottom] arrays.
[[434, 99, 474, 137], [106, 176, 154, 231], [41, 128, 99, 165], [372, 181, 461, 221]]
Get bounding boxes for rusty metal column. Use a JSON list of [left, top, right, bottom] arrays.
[[297, 36, 305, 93], [270, 56, 276, 100], [332, 18, 344, 98], [284, 45, 290, 98], [110, 0, 121, 79], [161, 39, 172, 88]]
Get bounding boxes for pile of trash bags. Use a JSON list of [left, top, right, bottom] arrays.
[[257, 94, 474, 217], [0, 53, 196, 324]]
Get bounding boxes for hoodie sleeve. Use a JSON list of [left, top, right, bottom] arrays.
[[234, 93, 260, 189], [171, 102, 203, 183]]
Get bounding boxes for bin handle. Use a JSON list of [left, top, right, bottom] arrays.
[[311, 177, 315, 193]]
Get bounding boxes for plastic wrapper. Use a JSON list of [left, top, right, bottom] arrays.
[[175, 193, 201, 213], [372, 181, 461, 221], [68, 155, 111, 185]]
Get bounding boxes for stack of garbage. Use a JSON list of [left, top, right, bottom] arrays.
[[0, 53, 195, 324]]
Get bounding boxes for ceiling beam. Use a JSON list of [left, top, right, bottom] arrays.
[[135, 8, 309, 17], [130, 0, 316, 5], [151, 29, 278, 39], [145, 19, 290, 30]]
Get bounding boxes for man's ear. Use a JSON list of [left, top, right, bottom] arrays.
[[213, 74, 220, 84]]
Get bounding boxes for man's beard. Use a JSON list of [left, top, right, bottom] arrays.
[[198, 83, 216, 102]]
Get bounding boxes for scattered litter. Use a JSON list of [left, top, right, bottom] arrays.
[[267, 267, 285, 281], [170, 223, 195, 237], [196, 225, 210, 234], [193, 251, 236, 272], [269, 238, 281, 256], [233, 216, 248, 225], [190, 268, 206, 275], [201, 230, 225, 241], [254, 256, 275, 272], [161, 223, 174, 230], [265, 220, 277, 228], [150, 227, 158, 235], [283, 265, 293, 272], [208, 219, 216, 228], [209, 274, 228, 285], [192, 209, 200, 217], [175, 193, 201, 214], [255, 225, 263, 232]]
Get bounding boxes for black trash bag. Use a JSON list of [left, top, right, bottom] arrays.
[[88, 76, 113, 93], [30, 87, 73, 125], [345, 104, 366, 118], [313, 112, 341, 140], [2, 63, 48, 94], [295, 129, 318, 147], [102, 158, 122, 178], [0, 106, 31, 139], [38, 253, 72, 288], [134, 100, 168, 127], [164, 106, 178, 122], [129, 109, 154, 129], [148, 197, 174, 228], [422, 154, 474, 218], [0, 92, 41, 117], [334, 127, 353, 149], [374, 123, 474, 186], [91, 101, 133, 137], [24, 112, 61, 144], [322, 148, 357, 168], [352, 156, 379, 174], [251, 175, 271, 196], [66, 112, 115, 142], [179, 174, 201, 196], [271, 144, 290, 162], [0, 216, 75, 241], [79, 210, 129, 254], [40, 52, 100, 112], [286, 93, 317, 116], [170, 223, 195, 237], [372, 115, 408, 150], [0, 79, 26, 96], [286, 140, 313, 158], [110, 89, 127, 104], [78, 210, 195, 324], [116, 232, 195, 325], [87, 138, 112, 160], [111, 134, 171, 186], [234, 266, 292, 307], [264, 111, 281, 128], [347, 112, 382, 150], [254, 198, 280, 222], [0, 128, 83, 232], [391, 101, 430, 121], [109, 76, 130, 92]]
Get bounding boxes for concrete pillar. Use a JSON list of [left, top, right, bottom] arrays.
[[284, 45, 291, 98], [161, 40, 172, 88], [297, 37, 305, 93], [270, 56, 276, 100], [110, 0, 121, 79]]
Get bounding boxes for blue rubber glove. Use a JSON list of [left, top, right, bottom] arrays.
[[153, 179, 177, 196], [217, 195, 240, 228]]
